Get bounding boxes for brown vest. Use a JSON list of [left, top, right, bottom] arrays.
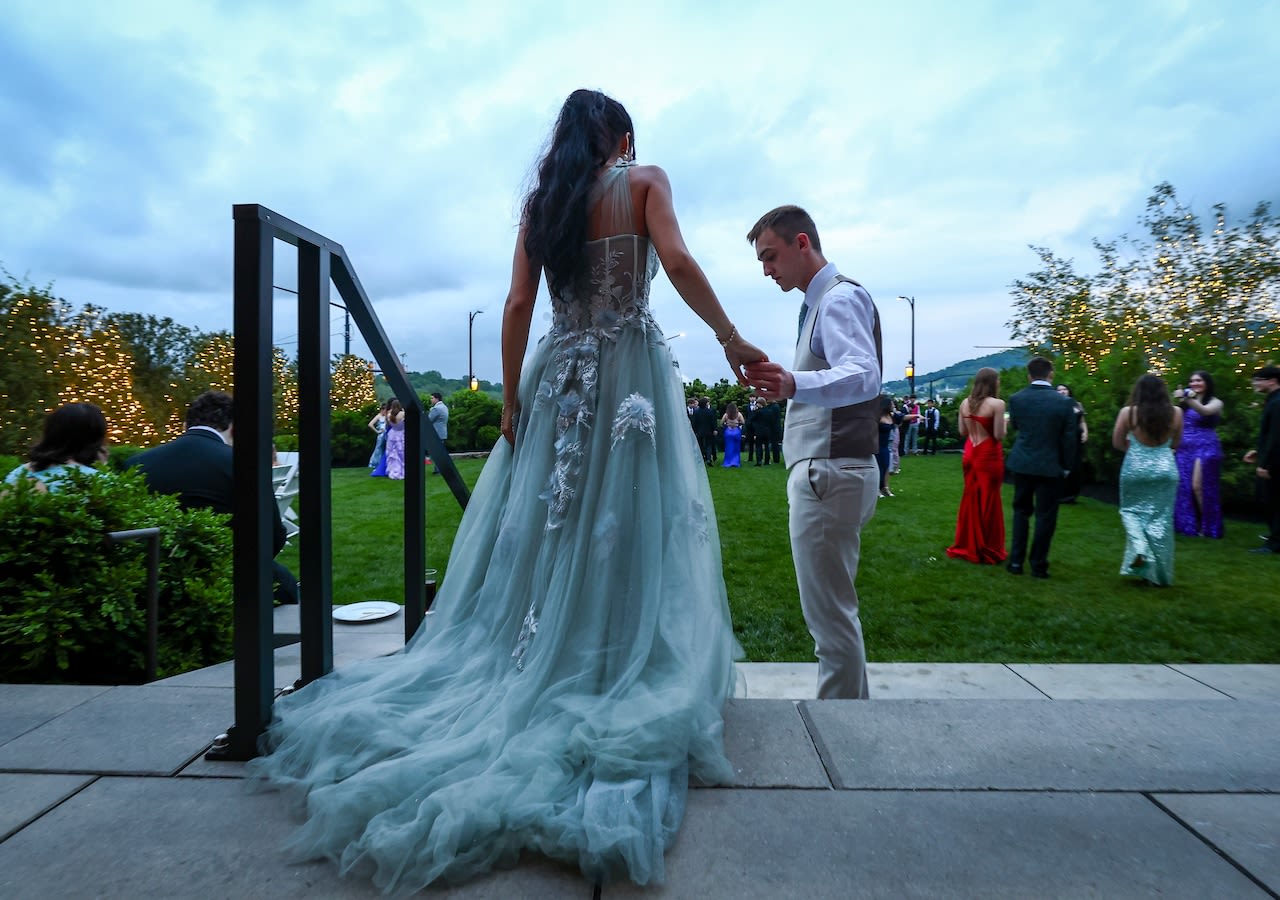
[[782, 273, 883, 465]]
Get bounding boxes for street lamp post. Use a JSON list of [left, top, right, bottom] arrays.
[[468, 309, 483, 391], [897, 295, 916, 396], [328, 301, 351, 356]]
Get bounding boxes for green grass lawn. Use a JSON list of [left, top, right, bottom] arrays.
[[282, 454, 1279, 664]]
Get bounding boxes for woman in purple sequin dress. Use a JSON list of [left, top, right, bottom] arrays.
[[1173, 370, 1224, 537]]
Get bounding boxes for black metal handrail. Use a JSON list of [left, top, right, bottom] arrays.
[[206, 204, 469, 761], [106, 527, 162, 682]]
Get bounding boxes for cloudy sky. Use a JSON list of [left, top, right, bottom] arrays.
[[3, 0, 1278, 388]]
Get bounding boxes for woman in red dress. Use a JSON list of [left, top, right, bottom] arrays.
[[946, 367, 1008, 564]]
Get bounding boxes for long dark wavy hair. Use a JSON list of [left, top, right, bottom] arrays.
[[28, 402, 107, 471], [522, 89, 635, 298], [1186, 369, 1216, 403], [1127, 374, 1175, 442], [967, 367, 1000, 409]]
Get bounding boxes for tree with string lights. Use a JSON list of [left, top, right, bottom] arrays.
[[331, 354, 376, 412], [0, 279, 69, 455]]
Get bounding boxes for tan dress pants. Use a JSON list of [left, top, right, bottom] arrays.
[[787, 456, 879, 699]]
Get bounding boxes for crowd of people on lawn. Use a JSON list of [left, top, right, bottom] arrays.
[[943, 358, 1280, 586], [8, 360, 1277, 604]]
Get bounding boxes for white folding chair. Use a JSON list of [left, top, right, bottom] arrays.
[[273, 452, 301, 541]]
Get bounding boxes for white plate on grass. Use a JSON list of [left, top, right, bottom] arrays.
[[333, 601, 401, 623]]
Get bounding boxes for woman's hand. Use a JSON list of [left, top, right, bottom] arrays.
[[722, 333, 767, 386], [501, 401, 520, 446]]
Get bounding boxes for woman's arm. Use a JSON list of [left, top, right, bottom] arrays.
[[1111, 407, 1131, 451], [638, 165, 764, 381], [956, 400, 969, 438], [500, 222, 542, 446], [1192, 396, 1225, 417], [991, 399, 1007, 441]]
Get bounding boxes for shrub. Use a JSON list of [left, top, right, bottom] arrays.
[[0, 467, 233, 683], [105, 445, 143, 472], [273, 433, 298, 452], [442, 390, 502, 452], [330, 407, 375, 467]]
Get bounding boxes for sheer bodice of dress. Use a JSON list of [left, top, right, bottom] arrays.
[[535, 164, 663, 531]]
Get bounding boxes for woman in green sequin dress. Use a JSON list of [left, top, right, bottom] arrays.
[[1111, 374, 1183, 586]]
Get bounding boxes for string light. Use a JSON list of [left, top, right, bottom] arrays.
[[3, 285, 377, 451]]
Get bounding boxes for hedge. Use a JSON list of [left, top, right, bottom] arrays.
[[0, 467, 233, 683]]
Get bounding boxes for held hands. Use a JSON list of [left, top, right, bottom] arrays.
[[720, 332, 768, 387]]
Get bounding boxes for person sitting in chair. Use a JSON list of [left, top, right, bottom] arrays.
[[127, 390, 298, 604]]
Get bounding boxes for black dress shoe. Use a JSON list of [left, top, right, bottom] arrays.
[[1006, 563, 1024, 575]]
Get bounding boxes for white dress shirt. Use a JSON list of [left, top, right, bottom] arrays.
[[792, 262, 881, 408]]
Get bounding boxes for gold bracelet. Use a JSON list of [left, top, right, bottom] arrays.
[[716, 325, 737, 346]]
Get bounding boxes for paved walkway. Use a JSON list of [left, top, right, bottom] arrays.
[[1, 607, 1277, 898]]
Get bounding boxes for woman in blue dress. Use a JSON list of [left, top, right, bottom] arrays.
[[1112, 374, 1183, 586], [4, 403, 107, 493], [249, 90, 764, 893], [719, 402, 744, 467]]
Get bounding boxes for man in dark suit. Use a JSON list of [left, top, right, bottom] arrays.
[[744, 395, 761, 463], [691, 397, 717, 464], [755, 397, 783, 465], [1005, 357, 1076, 578], [127, 390, 297, 603], [922, 399, 941, 455], [1244, 364, 1280, 554]]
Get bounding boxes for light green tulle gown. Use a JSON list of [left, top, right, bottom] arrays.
[[1118, 433, 1178, 585], [246, 164, 740, 894]]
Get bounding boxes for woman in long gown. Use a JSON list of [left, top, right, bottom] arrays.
[[1173, 370, 1225, 537], [875, 395, 895, 497], [946, 367, 1007, 564], [1112, 374, 1183, 586], [247, 89, 764, 894], [382, 399, 406, 480], [720, 402, 744, 467]]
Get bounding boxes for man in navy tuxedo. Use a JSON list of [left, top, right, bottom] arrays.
[[128, 390, 297, 603], [1004, 357, 1075, 578]]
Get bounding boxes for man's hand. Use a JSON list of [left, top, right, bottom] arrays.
[[746, 361, 797, 400], [1243, 449, 1258, 464], [1258, 467, 1271, 481]]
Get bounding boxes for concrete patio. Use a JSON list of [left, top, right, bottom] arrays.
[[1, 606, 1276, 898]]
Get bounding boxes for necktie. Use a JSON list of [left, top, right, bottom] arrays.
[[797, 301, 809, 341]]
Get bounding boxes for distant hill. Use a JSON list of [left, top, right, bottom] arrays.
[[374, 369, 502, 401], [883, 348, 1029, 398]]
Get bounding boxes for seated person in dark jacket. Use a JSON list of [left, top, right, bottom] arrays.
[[127, 390, 297, 604]]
